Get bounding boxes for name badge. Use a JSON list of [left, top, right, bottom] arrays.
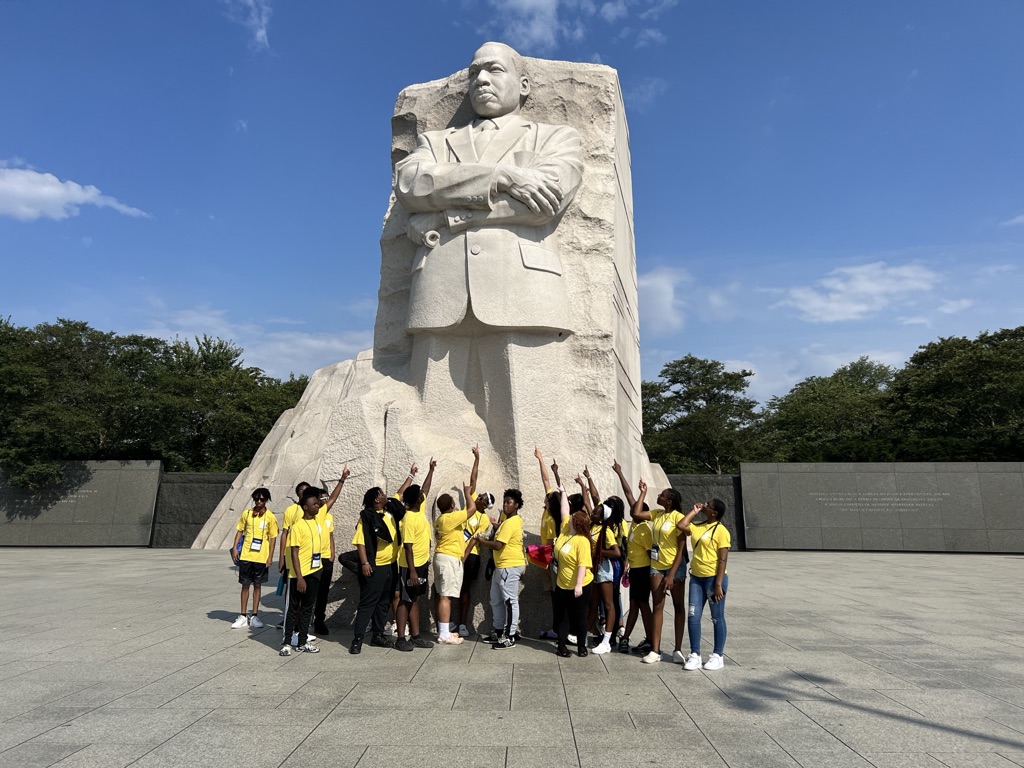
[[311, 553, 322, 569], [561, 543, 572, 554], [258, 520, 265, 529], [649, 546, 660, 562], [249, 538, 263, 552]]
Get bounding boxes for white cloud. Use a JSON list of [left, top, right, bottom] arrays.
[[138, 300, 372, 378], [638, 265, 691, 337], [222, 0, 272, 51], [638, 0, 678, 20], [634, 27, 666, 47], [999, 212, 1024, 227], [779, 261, 942, 323], [235, 119, 248, 133], [623, 76, 668, 113], [487, 0, 561, 53], [938, 298, 972, 314], [600, 1, 628, 22], [0, 166, 149, 222]]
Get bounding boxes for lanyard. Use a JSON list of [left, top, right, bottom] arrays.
[[304, 519, 321, 564], [248, 511, 265, 543]]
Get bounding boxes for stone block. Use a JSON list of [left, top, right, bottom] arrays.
[[782, 528, 823, 550], [821, 528, 863, 550]]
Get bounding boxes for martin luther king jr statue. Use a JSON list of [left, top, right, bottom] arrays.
[[196, 43, 668, 554]]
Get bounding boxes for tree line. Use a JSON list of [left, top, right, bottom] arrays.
[[4, 318, 1022, 488], [0, 318, 308, 488], [643, 327, 1024, 474]]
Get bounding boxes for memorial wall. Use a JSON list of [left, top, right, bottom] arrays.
[[740, 462, 1024, 553]]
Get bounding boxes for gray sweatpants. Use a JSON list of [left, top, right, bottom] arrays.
[[490, 565, 525, 636]]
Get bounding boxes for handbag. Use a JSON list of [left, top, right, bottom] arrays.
[[338, 549, 362, 575]]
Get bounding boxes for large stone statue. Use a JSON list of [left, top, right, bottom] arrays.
[[195, 44, 668, 566]]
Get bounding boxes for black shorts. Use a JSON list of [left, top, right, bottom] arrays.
[[238, 561, 269, 586], [463, 554, 481, 582], [399, 564, 429, 602], [628, 566, 651, 603]]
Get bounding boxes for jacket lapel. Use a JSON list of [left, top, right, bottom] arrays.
[[481, 115, 531, 164], [445, 125, 476, 163]]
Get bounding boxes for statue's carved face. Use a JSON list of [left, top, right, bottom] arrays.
[[468, 43, 529, 118]]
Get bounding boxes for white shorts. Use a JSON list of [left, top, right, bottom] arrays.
[[434, 553, 464, 597]]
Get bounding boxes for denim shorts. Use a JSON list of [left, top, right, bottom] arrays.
[[594, 557, 614, 583]]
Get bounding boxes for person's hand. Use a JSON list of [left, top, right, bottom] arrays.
[[691, 502, 704, 515], [229, 547, 239, 564], [406, 211, 445, 245], [574, 474, 584, 488], [471, 444, 480, 459], [711, 584, 724, 603], [612, 459, 621, 474], [623, 564, 631, 578], [534, 446, 543, 460], [583, 465, 591, 479], [409, 463, 418, 476], [361, 562, 373, 577], [297, 577, 307, 593], [638, 479, 647, 495], [666, 570, 678, 586], [341, 465, 351, 482], [550, 459, 559, 474], [573, 585, 582, 598], [409, 572, 421, 587], [429, 457, 437, 471], [495, 165, 562, 216]]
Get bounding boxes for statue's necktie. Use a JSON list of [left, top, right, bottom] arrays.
[[474, 119, 498, 159]]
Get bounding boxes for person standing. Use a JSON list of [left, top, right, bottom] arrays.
[[312, 469, 349, 636], [395, 476, 433, 651], [349, 487, 399, 654], [457, 445, 493, 637], [680, 499, 731, 671], [552, 505, 594, 658], [434, 483, 472, 645], [473, 489, 526, 649], [280, 487, 324, 655], [229, 488, 278, 629]]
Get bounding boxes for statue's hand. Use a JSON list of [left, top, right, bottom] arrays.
[[495, 166, 562, 217], [407, 211, 446, 246]]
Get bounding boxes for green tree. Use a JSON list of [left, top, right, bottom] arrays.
[[760, 357, 895, 462], [889, 327, 1024, 460], [642, 355, 760, 474]]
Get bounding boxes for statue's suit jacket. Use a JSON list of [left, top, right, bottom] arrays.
[[394, 114, 583, 332]]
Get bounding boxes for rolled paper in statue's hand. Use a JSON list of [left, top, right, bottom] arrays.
[[423, 230, 440, 248]]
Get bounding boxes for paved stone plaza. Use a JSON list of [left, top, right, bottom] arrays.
[[1, 549, 1023, 768]]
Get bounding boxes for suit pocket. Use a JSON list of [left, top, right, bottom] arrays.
[[519, 242, 562, 276]]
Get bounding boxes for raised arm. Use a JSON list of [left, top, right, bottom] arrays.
[[421, 458, 437, 499], [468, 446, 480, 497], [631, 479, 651, 521], [321, 465, 350, 512], [535, 446, 552, 492], [612, 460, 636, 507], [397, 462, 418, 497], [575, 474, 594, 514], [551, 458, 562, 488], [583, 465, 600, 504], [678, 502, 704, 536]]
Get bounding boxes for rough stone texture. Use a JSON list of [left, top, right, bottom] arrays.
[[3, 548, 1024, 768], [151, 473, 236, 548], [741, 462, 1024, 552], [0, 461, 160, 546], [196, 53, 668, 556]]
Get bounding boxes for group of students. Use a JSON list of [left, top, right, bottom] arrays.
[[228, 446, 732, 669]]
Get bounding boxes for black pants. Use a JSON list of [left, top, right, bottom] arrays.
[[284, 572, 320, 647], [353, 563, 395, 639], [554, 584, 592, 652], [313, 559, 334, 625]]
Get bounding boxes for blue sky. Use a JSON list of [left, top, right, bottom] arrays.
[[2, 0, 1022, 405]]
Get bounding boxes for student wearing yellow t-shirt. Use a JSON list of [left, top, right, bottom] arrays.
[[229, 488, 279, 630], [585, 498, 623, 655], [629, 480, 688, 664], [472, 489, 526, 649], [534, 446, 563, 641], [308, 469, 349, 636], [457, 444, 493, 638], [679, 499, 731, 671], [434, 481, 474, 645], [277, 481, 310, 645], [349, 486, 399, 654], [280, 488, 325, 655], [552, 506, 594, 657], [395, 484, 433, 652], [389, 459, 436, 639]]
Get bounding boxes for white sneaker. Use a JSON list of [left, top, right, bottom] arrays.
[[279, 645, 291, 656], [641, 651, 661, 664], [672, 650, 686, 664], [291, 632, 317, 647], [384, 621, 396, 636], [249, 615, 264, 629], [593, 641, 612, 655], [704, 653, 724, 670], [567, 634, 577, 645], [231, 614, 249, 629], [458, 624, 470, 637], [438, 635, 464, 645], [683, 652, 703, 670]]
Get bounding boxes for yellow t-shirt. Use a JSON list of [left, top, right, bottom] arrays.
[[560, 516, 573, 536], [651, 508, 685, 569], [589, 523, 618, 553], [689, 521, 731, 578], [493, 514, 525, 568], [236, 509, 279, 563], [554, 533, 594, 590], [289, 516, 324, 577], [319, 511, 334, 557], [462, 509, 491, 556], [399, 510, 431, 568], [282, 503, 302, 531], [626, 519, 653, 568], [351, 511, 399, 566], [435, 508, 470, 558], [539, 488, 557, 544]]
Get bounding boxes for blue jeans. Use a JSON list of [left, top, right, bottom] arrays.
[[687, 574, 728, 656]]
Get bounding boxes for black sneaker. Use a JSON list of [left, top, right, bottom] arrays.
[[556, 644, 572, 658], [493, 635, 516, 650], [481, 632, 501, 643], [349, 637, 363, 655], [617, 637, 631, 653], [411, 635, 432, 649], [631, 639, 652, 655], [313, 622, 330, 635], [370, 633, 393, 648], [395, 638, 414, 652]]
